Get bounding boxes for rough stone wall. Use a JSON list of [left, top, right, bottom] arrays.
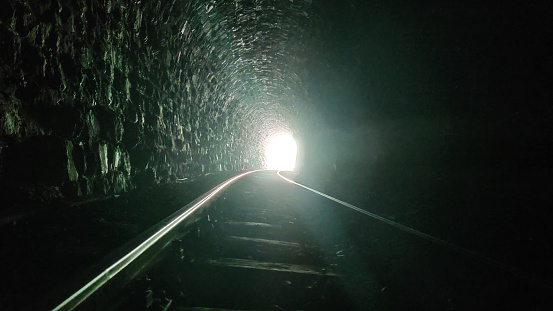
[[0, 0, 313, 207]]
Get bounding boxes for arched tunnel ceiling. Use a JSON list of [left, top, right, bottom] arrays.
[[1, 0, 552, 208], [0, 0, 317, 202], [175, 0, 313, 151]]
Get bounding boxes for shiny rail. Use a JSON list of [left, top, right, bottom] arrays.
[[53, 170, 264, 311], [276, 171, 547, 289]]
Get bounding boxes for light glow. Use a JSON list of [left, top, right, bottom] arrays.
[[265, 134, 297, 171]]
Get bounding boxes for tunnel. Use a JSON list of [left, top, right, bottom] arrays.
[[1, 0, 553, 310]]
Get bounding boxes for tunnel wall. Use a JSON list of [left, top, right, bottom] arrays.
[[0, 0, 313, 209]]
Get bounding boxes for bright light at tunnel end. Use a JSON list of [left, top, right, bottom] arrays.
[[264, 134, 297, 171]]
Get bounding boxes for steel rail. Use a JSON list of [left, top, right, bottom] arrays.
[[276, 171, 526, 281], [53, 169, 263, 311]]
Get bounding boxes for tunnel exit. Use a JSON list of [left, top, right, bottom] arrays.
[[264, 134, 297, 171]]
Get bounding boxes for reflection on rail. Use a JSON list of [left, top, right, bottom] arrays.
[[53, 170, 262, 311]]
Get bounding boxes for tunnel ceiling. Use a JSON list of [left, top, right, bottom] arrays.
[[0, 0, 317, 204], [1, 0, 552, 208]]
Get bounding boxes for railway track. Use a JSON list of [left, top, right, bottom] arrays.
[[56, 171, 357, 310], [49, 171, 551, 310], [113, 171, 353, 310]]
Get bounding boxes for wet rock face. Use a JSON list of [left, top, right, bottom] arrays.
[[0, 0, 313, 204]]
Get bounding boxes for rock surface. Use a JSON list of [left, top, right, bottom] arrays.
[[1, 0, 312, 207]]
